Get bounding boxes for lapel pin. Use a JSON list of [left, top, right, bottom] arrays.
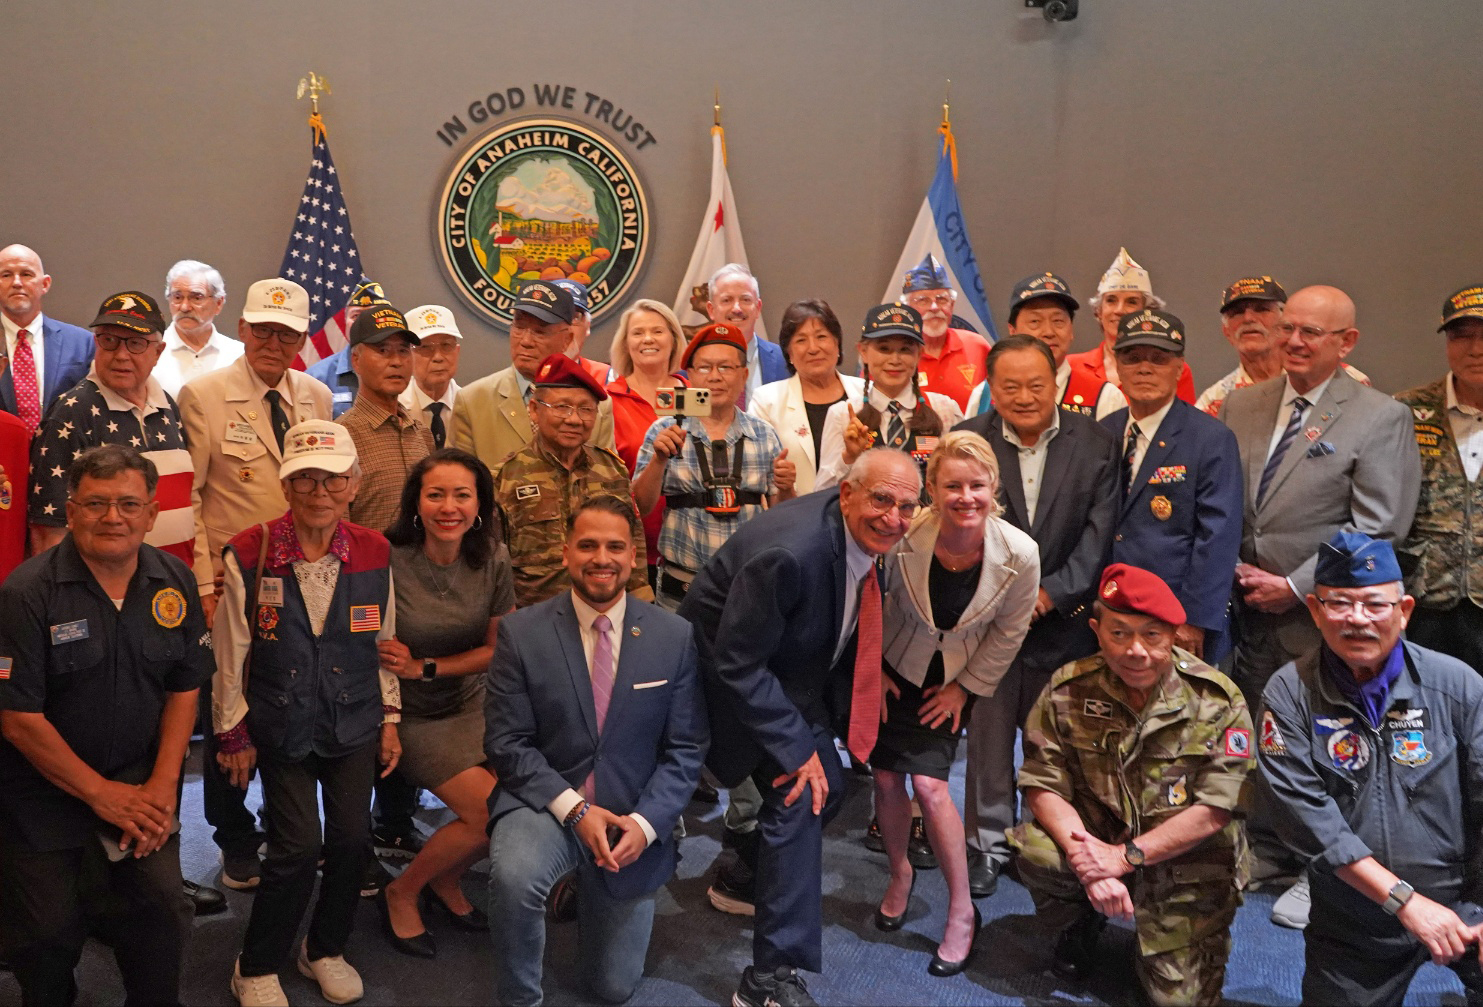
[[630, 626, 641, 637], [248, 411, 258, 421], [1157, 440, 1165, 448], [1320, 412, 1333, 422]]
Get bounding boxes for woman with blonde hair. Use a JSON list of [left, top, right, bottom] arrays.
[[871, 430, 1041, 976]]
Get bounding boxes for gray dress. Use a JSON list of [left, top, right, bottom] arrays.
[[390, 542, 515, 790]]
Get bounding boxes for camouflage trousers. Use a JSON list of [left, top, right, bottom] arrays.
[[1013, 821, 1241, 1006]]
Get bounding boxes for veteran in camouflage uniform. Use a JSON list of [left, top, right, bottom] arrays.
[[1010, 563, 1252, 1006], [493, 353, 651, 608], [1395, 284, 1483, 672]]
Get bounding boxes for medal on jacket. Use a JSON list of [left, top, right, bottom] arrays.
[[1150, 495, 1173, 521]]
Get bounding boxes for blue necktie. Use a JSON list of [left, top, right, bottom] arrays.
[[1257, 396, 1310, 505], [885, 402, 907, 449]]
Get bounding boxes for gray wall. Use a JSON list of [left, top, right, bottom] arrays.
[[5, 0, 1480, 393]]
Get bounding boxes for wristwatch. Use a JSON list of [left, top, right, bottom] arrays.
[[421, 659, 437, 681], [1382, 880, 1415, 915], [1123, 841, 1146, 869]]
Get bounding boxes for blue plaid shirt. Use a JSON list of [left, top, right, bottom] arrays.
[[637, 410, 782, 572]]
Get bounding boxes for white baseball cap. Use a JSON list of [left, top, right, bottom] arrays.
[[279, 420, 357, 479], [242, 279, 311, 333], [407, 304, 463, 341]]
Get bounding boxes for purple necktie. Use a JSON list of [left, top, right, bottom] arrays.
[[583, 613, 614, 801]]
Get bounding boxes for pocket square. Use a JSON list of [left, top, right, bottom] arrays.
[[632, 679, 669, 690], [1305, 441, 1336, 458]]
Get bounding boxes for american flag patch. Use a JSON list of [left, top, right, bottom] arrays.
[[0, 657, 10, 679], [349, 605, 381, 633]]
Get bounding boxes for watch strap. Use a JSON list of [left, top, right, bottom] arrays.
[[1382, 880, 1415, 915]]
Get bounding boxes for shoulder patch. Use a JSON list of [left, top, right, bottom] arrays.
[[1224, 727, 1251, 758], [1259, 709, 1287, 756]]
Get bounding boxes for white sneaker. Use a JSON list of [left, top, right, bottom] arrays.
[[231, 959, 289, 1007], [296, 941, 363, 1004], [1270, 873, 1311, 930]]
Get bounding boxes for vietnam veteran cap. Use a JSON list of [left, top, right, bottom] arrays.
[[1220, 275, 1287, 312], [1098, 563, 1186, 626], [1009, 273, 1078, 323], [514, 280, 575, 326], [532, 353, 608, 401], [680, 323, 748, 370], [1314, 531, 1404, 587], [1115, 309, 1187, 355], [1438, 285, 1483, 332], [901, 253, 950, 294], [91, 291, 167, 335], [861, 303, 924, 344], [348, 304, 419, 347]]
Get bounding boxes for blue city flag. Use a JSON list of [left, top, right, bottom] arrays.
[[279, 112, 367, 369], [882, 125, 998, 341]]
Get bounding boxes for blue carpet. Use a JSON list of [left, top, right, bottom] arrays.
[[0, 741, 1471, 1006]]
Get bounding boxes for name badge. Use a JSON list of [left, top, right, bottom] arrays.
[[258, 577, 284, 607], [225, 421, 259, 445], [333, 390, 354, 402], [50, 620, 89, 645]]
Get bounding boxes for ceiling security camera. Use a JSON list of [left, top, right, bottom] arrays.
[[1025, 0, 1079, 22]]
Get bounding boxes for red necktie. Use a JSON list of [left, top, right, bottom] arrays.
[[12, 329, 40, 430], [848, 568, 883, 765]]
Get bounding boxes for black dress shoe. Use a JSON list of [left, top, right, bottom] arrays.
[[967, 855, 1000, 898], [377, 891, 436, 958], [928, 906, 982, 977], [907, 817, 938, 870], [1051, 914, 1106, 980], [863, 817, 885, 852], [427, 891, 490, 932], [873, 870, 916, 932], [184, 879, 227, 916], [690, 779, 721, 804]]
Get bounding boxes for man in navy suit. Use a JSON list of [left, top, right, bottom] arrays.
[[1101, 309, 1243, 662], [680, 447, 921, 1007], [0, 245, 94, 427], [706, 263, 787, 407], [484, 495, 707, 1006]]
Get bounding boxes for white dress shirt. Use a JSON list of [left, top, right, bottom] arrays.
[[814, 385, 964, 490], [1447, 372, 1483, 483], [835, 532, 879, 665], [155, 322, 244, 396], [1122, 398, 1176, 484], [3, 311, 47, 402], [1001, 410, 1061, 525], [1266, 375, 1335, 462], [399, 376, 461, 425]]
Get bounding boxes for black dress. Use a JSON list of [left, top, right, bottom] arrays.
[[870, 556, 981, 780]]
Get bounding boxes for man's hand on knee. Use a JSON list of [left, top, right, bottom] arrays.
[[773, 752, 827, 815]]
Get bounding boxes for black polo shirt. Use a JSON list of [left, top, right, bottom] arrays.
[[0, 536, 213, 850]]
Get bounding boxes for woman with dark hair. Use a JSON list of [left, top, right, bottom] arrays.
[[375, 447, 516, 958], [815, 304, 963, 491], [746, 298, 865, 494]]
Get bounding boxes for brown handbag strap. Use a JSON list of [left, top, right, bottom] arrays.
[[239, 523, 271, 696]]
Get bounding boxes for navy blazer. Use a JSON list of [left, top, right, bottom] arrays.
[[484, 592, 707, 899], [755, 338, 788, 385], [679, 490, 854, 788], [954, 408, 1120, 675], [1101, 399, 1244, 654], [0, 317, 94, 419]]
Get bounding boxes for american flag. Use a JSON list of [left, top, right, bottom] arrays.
[[279, 116, 366, 369], [349, 604, 382, 633]]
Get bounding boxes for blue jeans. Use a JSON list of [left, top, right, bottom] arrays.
[[487, 806, 657, 1006]]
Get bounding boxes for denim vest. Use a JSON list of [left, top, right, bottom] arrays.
[[227, 520, 390, 761]]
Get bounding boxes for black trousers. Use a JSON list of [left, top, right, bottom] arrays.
[[1407, 602, 1483, 675], [200, 679, 263, 854], [0, 831, 190, 1007], [371, 764, 417, 837], [239, 741, 376, 977], [1304, 901, 1483, 1006]]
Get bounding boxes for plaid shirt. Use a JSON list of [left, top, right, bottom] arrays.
[[637, 410, 780, 573], [340, 395, 433, 534]]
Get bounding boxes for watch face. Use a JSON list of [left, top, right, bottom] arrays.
[[1125, 843, 1145, 866]]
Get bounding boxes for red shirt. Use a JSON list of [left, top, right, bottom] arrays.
[[1065, 343, 1196, 405], [607, 376, 666, 566], [916, 327, 990, 411], [0, 411, 30, 584]]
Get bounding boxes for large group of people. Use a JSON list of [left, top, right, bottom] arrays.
[[1, 235, 1482, 1007]]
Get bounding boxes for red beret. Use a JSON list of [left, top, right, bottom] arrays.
[[1097, 563, 1186, 626], [680, 323, 748, 370], [533, 353, 608, 401]]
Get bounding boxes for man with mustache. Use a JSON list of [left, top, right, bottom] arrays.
[[154, 260, 240, 396], [1256, 532, 1483, 1005]]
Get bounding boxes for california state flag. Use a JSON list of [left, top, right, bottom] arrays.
[[673, 125, 767, 340]]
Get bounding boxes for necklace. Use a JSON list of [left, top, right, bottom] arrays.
[[421, 550, 461, 599], [935, 539, 983, 573]]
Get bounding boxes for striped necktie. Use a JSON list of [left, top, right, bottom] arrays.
[[1257, 396, 1310, 505], [1122, 421, 1141, 492], [884, 401, 907, 448]]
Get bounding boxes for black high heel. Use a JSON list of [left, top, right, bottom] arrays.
[[426, 889, 490, 932], [927, 905, 981, 977], [873, 869, 916, 932], [377, 890, 437, 958]]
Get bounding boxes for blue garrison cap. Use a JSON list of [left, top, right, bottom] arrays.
[[550, 278, 589, 314], [902, 253, 950, 294], [1314, 531, 1403, 588]]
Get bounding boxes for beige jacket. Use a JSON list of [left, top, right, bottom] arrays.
[[881, 510, 1041, 697], [452, 365, 614, 473], [177, 357, 333, 593]]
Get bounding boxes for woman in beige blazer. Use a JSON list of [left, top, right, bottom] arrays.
[[871, 431, 1041, 976], [745, 300, 864, 494]]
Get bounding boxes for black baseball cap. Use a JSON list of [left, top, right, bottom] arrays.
[[1439, 285, 1483, 332], [1115, 309, 1187, 355], [514, 281, 575, 326], [1220, 276, 1286, 313], [862, 303, 924, 344], [349, 304, 419, 347], [91, 291, 166, 335], [1008, 273, 1078, 324]]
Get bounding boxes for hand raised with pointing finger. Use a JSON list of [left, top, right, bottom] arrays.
[[842, 404, 874, 465]]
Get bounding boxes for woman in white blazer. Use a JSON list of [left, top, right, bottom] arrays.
[[745, 299, 864, 494], [871, 431, 1041, 977]]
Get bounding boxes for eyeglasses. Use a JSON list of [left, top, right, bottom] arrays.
[[167, 290, 213, 305], [414, 340, 459, 357], [533, 398, 598, 420], [904, 292, 955, 309], [1314, 595, 1400, 620], [247, 323, 304, 345], [288, 473, 351, 494], [95, 332, 160, 354], [861, 489, 919, 521], [690, 363, 742, 376], [71, 497, 148, 518], [1276, 322, 1348, 341]]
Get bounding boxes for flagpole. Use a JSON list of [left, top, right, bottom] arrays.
[[713, 87, 726, 165], [939, 79, 958, 182], [297, 71, 332, 140]]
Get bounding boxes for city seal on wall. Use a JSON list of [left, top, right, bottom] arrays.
[[436, 118, 650, 327]]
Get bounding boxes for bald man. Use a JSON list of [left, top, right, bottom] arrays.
[[0, 245, 94, 429]]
